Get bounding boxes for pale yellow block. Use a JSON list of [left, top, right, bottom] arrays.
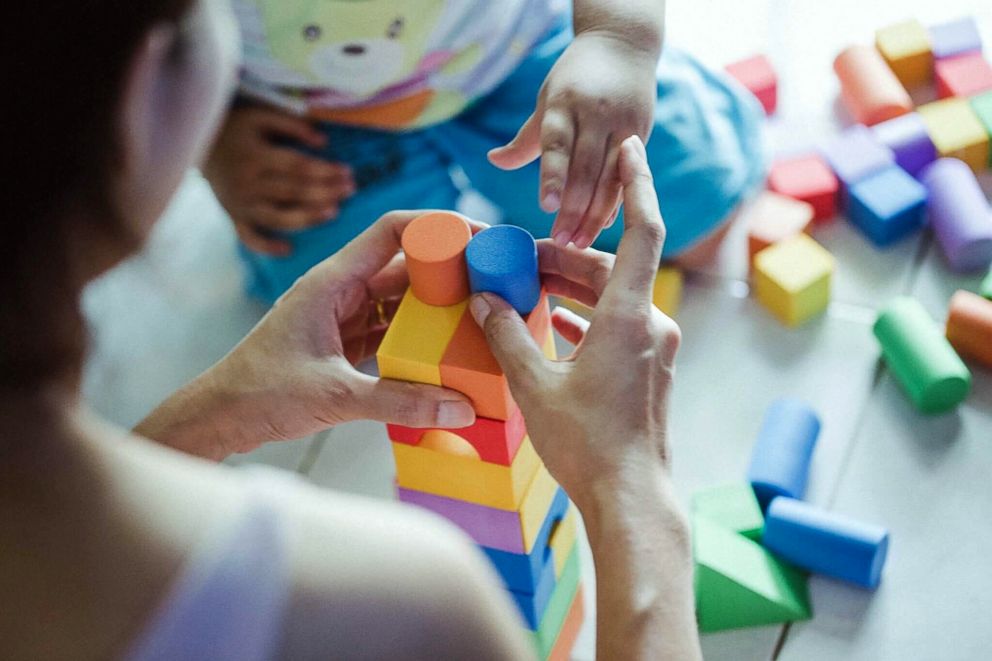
[[376, 288, 467, 386], [541, 326, 558, 360], [549, 508, 578, 579], [555, 296, 592, 318], [520, 465, 561, 554], [753, 234, 834, 327], [918, 99, 990, 173], [875, 19, 932, 88], [393, 435, 540, 509], [653, 267, 683, 317]]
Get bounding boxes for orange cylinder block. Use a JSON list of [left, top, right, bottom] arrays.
[[401, 212, 472, 306], [946, 289, 992, 368], [834, 45, 913, 126]]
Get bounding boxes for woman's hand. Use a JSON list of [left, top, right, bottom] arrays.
[[136, 211, 478, 459]]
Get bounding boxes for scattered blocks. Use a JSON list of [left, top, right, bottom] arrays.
[[874, 297, 972, 414], [388, 405, 526, 466], [692, 484, 765, 540], [920, 158, 992, 272], [725, 54, 777, 115], [746, 398, 821, 510], [401, 212, 472, 306], [532, 548, 581, 658], [483, 489, 570, 593], [753, 234, 835, 327], [466, 225, 541, 314], [929, 17, 982, 60], [820, 125, 895, 200], [833, 45, 913, 126], [767, 154, 839, 221], [871, 112, 937, 177], [653, 267, 683, 317], [745, 191, 815, 264], [376, 289, 466, 385], [847, 165, 928, 247], [875, 19, 933, 88], [946, 290, 992, 369], [935, 52, 992, 99], [694, 516, 811, 632], [917, 98, 990, 172]]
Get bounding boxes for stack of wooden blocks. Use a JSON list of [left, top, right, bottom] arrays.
[[376, 212, 583, 660]]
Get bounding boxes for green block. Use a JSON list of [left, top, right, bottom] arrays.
[[692, 484, 765, 540], [694, 517, 811, 633], [971, 92, 992, 166], [982, 268, 992, 300], [531, 543, 580, 659]]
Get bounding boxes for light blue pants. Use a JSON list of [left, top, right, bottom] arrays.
[[241, 24, 765, 303]]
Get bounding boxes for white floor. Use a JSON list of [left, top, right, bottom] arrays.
[[82, 1, 992, 659]]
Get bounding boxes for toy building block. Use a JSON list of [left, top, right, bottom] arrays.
[[833, 45, 913, 126], [746, 398, 820, 510], [935, 52, 992, 99], [921, 158, 992, 272], [509, 551, 557, 629], [693, 516, 811, 632], [767, 154, 839, 221], [970, 91, 992, 157], [484, 489, 570, 593], [401, 211, 472, 306], [871, 113, 937, 177], [917, 98, 990, 172], [724, 54, 777, 115], [691, 484, 764, 540], [532, 549, 581, 658], [392, 434, 540, 509], [398, 463, 562, 554], [376, 289, 467, 385], [548, 509, 578, 580], [929, 17, 982, 60], [820, 125, 895, 200], [763, 497, 889, 589], [744, 191, 814, 264], [753, 234, 835, 327], [546, 585, 584, 661], [946, 290, 992, 369], [983, 269, 992, 299], [388, 406, 526, 466], [848, 165, 928, 247], [875, 19, 933, 88], [653, 267, 683, 317], [467, 225, 542, 314], [874, 297, 972, 414]]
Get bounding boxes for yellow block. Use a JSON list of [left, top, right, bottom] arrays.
[[918, 99, 990, 173], [549, 508, 578, 579], [653, 267, 683, 317], [875, 19, 932, 88], [521, 465, 561, 554], [753, 234, 834, 327], [376, 288, 466, 385], [393, 435, 540, 509], [541, 326, 557, 360]]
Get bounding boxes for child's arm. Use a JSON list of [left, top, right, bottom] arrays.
[[488, 0, 665, 250]]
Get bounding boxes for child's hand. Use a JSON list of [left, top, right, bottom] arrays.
[[203, 105, 355, 256], [488, 32, 658, 249]]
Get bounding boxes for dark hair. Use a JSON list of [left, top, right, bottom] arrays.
[[3, 0, 194, 390]]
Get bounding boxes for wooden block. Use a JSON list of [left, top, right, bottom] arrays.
[[754, 234, 834, 327], [531, 546, 581, 655], [401, 211, 472, 306], [483, 489, 570, 593], [548, 508, 578, 580], [935, 52, 992, 99], [972, 92, 992, 164], [694, 516, 811, 633], [833, 45, 913, 126], [398, 463, 561, 554], [767, 154, 839, 221], [387, 406, 526, 466], [546, 584, 584, 661], [875, 19, 933, 88], [929, 16, 982, 60], [946, 289, 992, 368], [848, 165, 927, 247], [744, 192, 815, 265], [508, 547, 557, 629], [918, 98, 990, 172], [392, 435, 540, 509], [376, 289, 466, 386], [691, 484, 764, 540], [725, 54, 777, 115], [652, 267, 683, 317]]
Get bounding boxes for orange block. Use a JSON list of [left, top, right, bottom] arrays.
[[946, 290, 992, 368], [745, 192, 815, 265], [401, 212, 472, 306], [834, 45, 913, 126], [548, 586, 585, 661]]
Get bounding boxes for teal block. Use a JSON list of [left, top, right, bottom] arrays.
[[982, 268, 992, 300], [691, 484, 764, 540]]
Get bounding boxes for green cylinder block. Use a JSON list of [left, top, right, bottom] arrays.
[[873, 297, 972, 414]]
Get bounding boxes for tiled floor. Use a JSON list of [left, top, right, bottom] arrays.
[[82, 1, 991, 659]]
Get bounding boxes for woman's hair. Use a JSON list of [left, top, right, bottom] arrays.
[[3, 0, 194, 390]]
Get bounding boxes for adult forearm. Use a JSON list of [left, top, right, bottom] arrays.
[[572, 0, 666, 57]]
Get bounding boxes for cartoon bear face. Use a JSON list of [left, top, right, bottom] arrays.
[[260, 0, 444, 96]]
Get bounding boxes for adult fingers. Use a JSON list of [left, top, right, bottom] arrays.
[[366, 254, 410, 301], [488, 110, 543, 170], [235, 222, 291, 256], [553, 128, 607, 246], [541, 275, 600, 309], [254, 108, 328, 150], [573, 142, 622, 249], [537, 240, 614, 297], [551, 306, 590, 346], [469, 293, 548, 395], [537, 108, 575, 216], [346, 371, 476, 428]]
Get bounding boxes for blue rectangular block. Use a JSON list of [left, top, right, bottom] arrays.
[[821, 125, 895, 207], [848, 165, 927, 247], [508, 548, 558, 629]]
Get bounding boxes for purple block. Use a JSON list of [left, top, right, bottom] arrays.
[[871, 113, 937, 178], [821, 125, 895, 204], [930, 17, 982, 60], [921, 158, 992, 272]]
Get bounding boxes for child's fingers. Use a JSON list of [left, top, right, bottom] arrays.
[[264, 148, 352, 184], [573, 143, 622, 249], [554, 129, 606, 246], [254, 109, 328, 150], [537, 108, 575, 217], [551, 306, 591, 346], [488, 111, 542, 170], [258, 176, 353, 209], [235, 221, 292, 256], [251, 203, 335, 231]]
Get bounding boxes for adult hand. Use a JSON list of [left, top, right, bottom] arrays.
[[203, 104, 355, 256]]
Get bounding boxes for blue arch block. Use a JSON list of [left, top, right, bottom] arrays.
[[466, 225, 541, 314]]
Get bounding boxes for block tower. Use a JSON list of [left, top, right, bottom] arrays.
[[376, 212, 584, 659]]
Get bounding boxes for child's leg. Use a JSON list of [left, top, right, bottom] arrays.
[[240, 125, 460, 304], [434, 30, 766, 259]]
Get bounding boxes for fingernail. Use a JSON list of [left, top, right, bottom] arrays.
[[542, 191, 561, 212], [574, 234, 592, 249], [469, 295, 491, 326], [438, 400, 475, 428]]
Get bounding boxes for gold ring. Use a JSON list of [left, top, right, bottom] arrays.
[[374, 298, 388, 326]]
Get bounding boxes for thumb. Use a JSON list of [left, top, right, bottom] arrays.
[[488, 111, 542, 170], [346, 372, 476, 428], [258, 111, 327, 150], [469, 293, 547, 395]]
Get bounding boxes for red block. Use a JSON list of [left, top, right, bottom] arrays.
[[387, 405, 527, 466], [767, 154, 839, 222], [725, 54, 778, 115], [935, 53, 992, 99]]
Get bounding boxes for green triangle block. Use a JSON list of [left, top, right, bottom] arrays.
[[691, 483, 764, 540], [981, 268, 992, 300], [694, 517, 811, 632]]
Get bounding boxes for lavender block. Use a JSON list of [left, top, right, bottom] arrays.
[[871, 113, 937, 177], [921, 158, 992, 272], [848, 165, 927, 247], [930, 17, 982, 60], [821, 125, 895, 207]]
